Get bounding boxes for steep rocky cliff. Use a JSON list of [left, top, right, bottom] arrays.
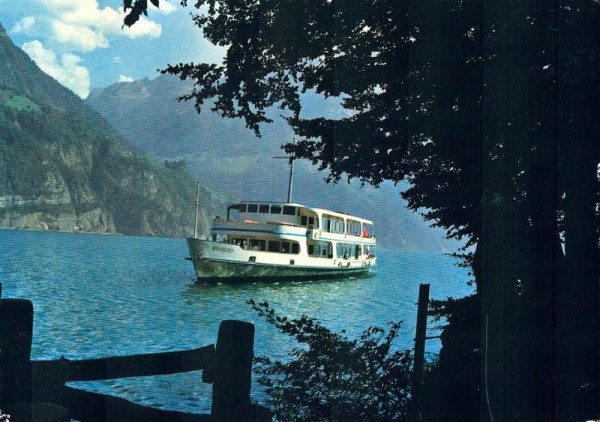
[[0, 23, 230, 237]]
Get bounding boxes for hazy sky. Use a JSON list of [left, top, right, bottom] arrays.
[[0, 0, 225, 98]]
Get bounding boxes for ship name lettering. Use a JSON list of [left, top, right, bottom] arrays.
[[212, 246, 234, 253]]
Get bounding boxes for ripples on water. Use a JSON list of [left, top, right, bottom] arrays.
[[0, 229, 472, 414]]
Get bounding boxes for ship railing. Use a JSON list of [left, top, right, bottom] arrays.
[[212, 216, 237, 222], [265, 221, 305, 228], [212, 217, 307, 230], [318, 230, 376, 240]]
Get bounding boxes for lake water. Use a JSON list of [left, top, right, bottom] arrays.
[[0, 229, 473, 414]]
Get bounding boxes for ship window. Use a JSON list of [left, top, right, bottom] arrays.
[[348, 219, 361, 235], [268, 241, 280, 252], [238, 204, 247, 213], [249, 239, 266, 251], [308, 217, 315, 226], [301, 216, 308, 226], [259, 204, 270, 213], [291, 243, 299, 254], [335, 243, 360, 259], [232, 238, 247, 249], [323, 215, 345, 233], [247, 204, 258, 213], [283, 206, 295, 215], [270, 205, 282, 214], [281, 242, 290, 253], [309, 241, 332, 258], [214, 234, 227, 243]]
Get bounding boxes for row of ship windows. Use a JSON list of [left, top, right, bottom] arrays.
[[310, 241, 371, 259], [227, 237, 301, 254], [237, 204, 372, 236], [239, 204, 297, 215], [224, 236, 370, 259]]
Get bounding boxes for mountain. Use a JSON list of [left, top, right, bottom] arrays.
[[87, 74, 457, 251], [0, 23, 230, 237]]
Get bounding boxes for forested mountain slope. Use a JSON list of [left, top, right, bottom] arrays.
[[0, 23, 229, 237]]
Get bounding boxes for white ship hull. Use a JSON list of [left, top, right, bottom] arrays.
[[187, 237, 376, 283]]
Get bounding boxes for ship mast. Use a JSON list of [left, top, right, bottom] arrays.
[[193, 181, 200, 238], [287, 155, 295, 203], [273, 148, 296, 203]]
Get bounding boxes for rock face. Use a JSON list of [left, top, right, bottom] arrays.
[[0, 208, 115, 233], [0, 23, 230, 237]]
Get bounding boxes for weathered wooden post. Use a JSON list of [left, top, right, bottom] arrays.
[[408, 283, 430, 422], [0, 294, 34, 405], [0, 287, 70, 422], [211, 320, 255, 421]]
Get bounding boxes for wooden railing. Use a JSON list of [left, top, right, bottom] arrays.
[[0, 289, 270, 422]]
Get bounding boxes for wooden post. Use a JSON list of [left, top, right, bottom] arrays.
[[408, 283, 430, 422], [0, 298, 34, 405], [211, 320, 255, 421]]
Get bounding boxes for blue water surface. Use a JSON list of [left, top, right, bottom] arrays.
[[0, 229, 473, 414]]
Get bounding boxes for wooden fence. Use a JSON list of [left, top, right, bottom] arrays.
[[0, 290, 271, 422]]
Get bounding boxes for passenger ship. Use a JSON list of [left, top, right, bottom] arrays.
[[186, 159, 376, 282]]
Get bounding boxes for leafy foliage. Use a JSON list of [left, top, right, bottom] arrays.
[[134, 0, 485, 258], [123, 0, 160, 27], [248, 299, 412, 422], [123, 1, 600, 418]]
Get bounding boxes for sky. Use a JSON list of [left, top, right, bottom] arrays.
[[0, 0, 225, 98]]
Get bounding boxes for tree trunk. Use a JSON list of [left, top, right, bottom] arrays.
[[557, 2, 600, 419], [481, 1, 559, 420]]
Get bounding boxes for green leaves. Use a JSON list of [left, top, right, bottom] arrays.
[[248, 299, 412, 421], [122, 0, 158, 27]]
